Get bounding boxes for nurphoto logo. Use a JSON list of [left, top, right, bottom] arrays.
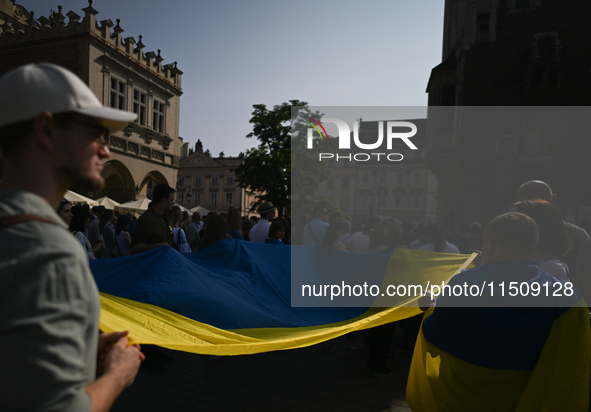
[[305, 117, 418, 162]]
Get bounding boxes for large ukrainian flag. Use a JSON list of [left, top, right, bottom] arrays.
[[90, 241, 474, 356], [406, 262, 591, 411]]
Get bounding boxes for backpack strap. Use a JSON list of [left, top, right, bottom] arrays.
[[305, 223, 321, 243], [0, 215, 56, 230]]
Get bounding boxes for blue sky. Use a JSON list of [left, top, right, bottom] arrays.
[[20, 0, 444, 156]]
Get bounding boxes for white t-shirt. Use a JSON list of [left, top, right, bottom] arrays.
[[539, 259, 570, 281], [249, 219, 271, 244], [419, 241, 460, 254], [348, 232, 370, 254]]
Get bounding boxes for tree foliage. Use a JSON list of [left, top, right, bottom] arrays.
[[234, 100, 332, 217]]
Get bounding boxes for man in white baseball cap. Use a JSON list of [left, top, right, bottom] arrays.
[[0, 63, 143, 411]]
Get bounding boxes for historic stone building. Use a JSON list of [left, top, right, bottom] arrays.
[[177, 140, 256, 216], [425, 0, 591, 229], [0, 0, 184, 202], [316, 119, 437, 224]]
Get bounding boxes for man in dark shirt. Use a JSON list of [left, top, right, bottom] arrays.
[[130, 184, 175, 254]]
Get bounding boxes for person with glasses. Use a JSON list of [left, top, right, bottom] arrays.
[[0, 63, 143, 411]]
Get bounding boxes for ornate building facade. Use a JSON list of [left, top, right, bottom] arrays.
[[177, 140, 257, 216], [0, 0, 184, 202]]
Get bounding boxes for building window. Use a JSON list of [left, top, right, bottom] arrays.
[[395, 193, 404, 207], [226, 192, 233, 206], [133, 90, 147, 126], [476, 13, 490, 42], [378, 197, 386, 207], [194, 192, 201, 206], [341, 199, 348, 211], [153, 99, 165, 133], [109, 78, 126, 110], [212, 177, 218, 184], [227, 177, 233, 184], [327, 178, 334, 189], [342, 177, 350, 189], [178, 191, 184, 204], [379, 172, 386, 183], [195, 177, 201, 184], [536, 38, 553, 63], [397, 172, 404, 184], [210, 192, 217, 206], [412, 193, 420, 207], [361, 196, 368, 207], [441, 84, 456, 106], [148, 181, 153, 189], [363, 173, 369, 183], [179, 177, 184, 184]]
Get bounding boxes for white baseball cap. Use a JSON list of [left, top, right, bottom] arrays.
[[0, 63, 137, 132]]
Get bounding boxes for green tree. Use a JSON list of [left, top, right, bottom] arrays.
[[235, 100, 331, 217]]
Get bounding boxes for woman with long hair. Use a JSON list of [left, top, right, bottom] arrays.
[[168, 205, 191, 253], [199, 214, 230, 250], [226, 207, 244, 240], [70, 205, 103, 259], [368, 222, 389, 254], [115, 215, 132, 257], [322, 220, 345, 251], [99, 209, 119, 259], [512, 199, 572, 280], [57, 198, 72, 226]]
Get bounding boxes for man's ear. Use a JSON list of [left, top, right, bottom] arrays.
[[33, 112, 56, 150]]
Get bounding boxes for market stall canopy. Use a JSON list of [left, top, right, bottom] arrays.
[[117, 198, 152, 214], [96, 196, 121, 209], [190, 205, 210, 215], [65, 190, 99, 206]]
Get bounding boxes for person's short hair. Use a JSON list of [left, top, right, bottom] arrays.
[[269, 221, 285, 239], [242, 219, 256, 234], [517, 180, 553, 202], [192, 212, 201, 222], [0, 119, 34, 158], [70, 204, 90, 233], [468, 222, 482, 237], [484, 212, 539, 260], [512, 200, 572, 258], [92, 205, 99, 214], [152, 183, 175, 204], [115, 214, 130, 235]]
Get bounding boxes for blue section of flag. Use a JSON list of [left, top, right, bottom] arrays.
[[90, 241, 369, 329], [423, 261, 580, 371]]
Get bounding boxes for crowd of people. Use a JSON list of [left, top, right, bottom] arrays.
[[2, 62, 590, 410]]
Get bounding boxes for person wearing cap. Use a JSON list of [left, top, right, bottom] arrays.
[[249, 201, 277, 243], [0, 63, 143, 411]]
